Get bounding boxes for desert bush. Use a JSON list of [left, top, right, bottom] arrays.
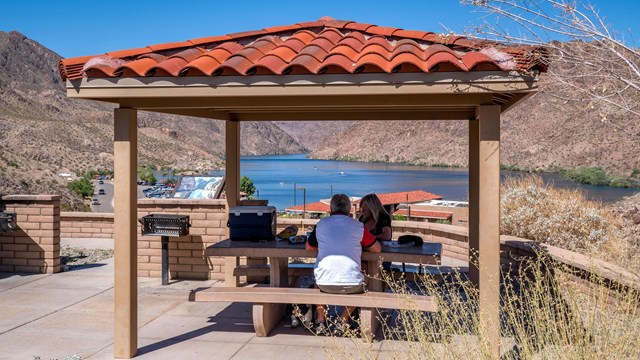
[[500, 175, 629, 267]]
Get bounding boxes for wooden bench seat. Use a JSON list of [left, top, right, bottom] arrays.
[[189, 286, 437, 340], [232, 263, 314, 277]]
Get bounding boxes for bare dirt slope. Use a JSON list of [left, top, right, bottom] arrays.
[[0, 31, 305, 204]]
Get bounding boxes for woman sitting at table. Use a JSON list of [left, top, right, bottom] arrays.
[[359, 193, 393, 271], [358, 193, 392, 242]]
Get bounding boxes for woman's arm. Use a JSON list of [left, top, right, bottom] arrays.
[[375, 226, 392, 241]]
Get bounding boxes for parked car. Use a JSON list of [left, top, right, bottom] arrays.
[[98, 189, 106, 195], [91, 198, 100, 205], [98, 180, 104, 185]]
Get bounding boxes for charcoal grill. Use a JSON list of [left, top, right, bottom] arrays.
[[139, 214, 190, 285]]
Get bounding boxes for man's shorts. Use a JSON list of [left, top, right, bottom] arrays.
[[317, 283, 366, 294]]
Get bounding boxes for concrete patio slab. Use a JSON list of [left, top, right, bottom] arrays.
[[0, 238, 476, 359]]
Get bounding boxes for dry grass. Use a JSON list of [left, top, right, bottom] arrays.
[[321, 255, 640, 359], [500, 175, 637, 271]]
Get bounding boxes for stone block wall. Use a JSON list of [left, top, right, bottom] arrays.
[[0, 195, 61, 273], [60, 212, 114, 238], [137, 199, 228, 281]]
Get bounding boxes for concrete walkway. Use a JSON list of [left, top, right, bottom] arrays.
[[0, 239, 473, 359]]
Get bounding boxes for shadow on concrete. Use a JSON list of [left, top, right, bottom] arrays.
[[136, 302, 255, 356]]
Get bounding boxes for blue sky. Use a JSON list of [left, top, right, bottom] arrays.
[[1, 0, 639, 58]]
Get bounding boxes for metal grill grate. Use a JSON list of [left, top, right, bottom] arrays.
[[139, 214, 190, 237]]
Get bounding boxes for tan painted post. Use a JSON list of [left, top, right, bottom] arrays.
[[470, 105, 501, 358], [225, 116, 241, 287], [113, 108, 138, 359], [468, 119, 479, 284]]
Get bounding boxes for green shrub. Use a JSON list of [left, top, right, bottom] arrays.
[[561, 167, 610, 186], [67, 177, 94, 199], [240, 175, 256, 197]]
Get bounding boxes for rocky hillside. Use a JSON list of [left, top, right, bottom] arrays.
[[306, 56, 640, 176], [0, 31, 305, 206]]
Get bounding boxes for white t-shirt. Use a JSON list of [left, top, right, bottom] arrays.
[[313, 215, 374, 286]]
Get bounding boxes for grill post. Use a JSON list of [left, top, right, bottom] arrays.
[[161, 235, 169, 285], [139, 214, 190, 285]]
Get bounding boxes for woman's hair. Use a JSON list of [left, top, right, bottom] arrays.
[[360, 193, 389, 224]]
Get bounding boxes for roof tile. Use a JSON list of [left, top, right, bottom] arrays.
[[289, 29, 317, 44], [286, 54, 324, 74], [343, 22, 374, 32], [263, 24, 302, 33], [320, 53, 356, 74], [316, 28, 344, 44], [391, 29, 430, 40], [116, 57, 159, 77], [354, 53, 393, 73], [247, 55, 289, 75], [425, 51, 466, 72], [308, 37, 337, 52], [324, 19, 353, 28], [390, 53, 430, 72], [227, 29, 268, 40], [58, 18, 547, 80], [147, 41, 193, 52], [366, 25, 399, 37], [461, 52, 501, 71], [297, 45, 330, 62], [106, 48, 150, 59], [182, 58, 219, 76], [187, 35, 232, 47], [328, 44, 361, 62], [295, 20, 325, 28], [215, 55, 255, 76], [147, 57, 189, 77]]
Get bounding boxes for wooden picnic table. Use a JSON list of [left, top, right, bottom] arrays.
[[197, 238, 442, 339], [206, 238, 442, 290]]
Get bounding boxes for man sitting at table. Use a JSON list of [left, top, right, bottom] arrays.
[[305, 193, 382, 334]]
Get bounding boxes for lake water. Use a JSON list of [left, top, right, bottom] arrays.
[[206, 154, 639, 211]]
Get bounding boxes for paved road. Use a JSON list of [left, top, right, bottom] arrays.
[[89, 181, 150, 213], [90, 180, 114, 213]]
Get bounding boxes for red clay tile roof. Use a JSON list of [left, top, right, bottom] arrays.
[[58, 17, 547, 81], [394, 209, 452, 219], [362, 190, 443, 206], [286, 201, 331, 213]]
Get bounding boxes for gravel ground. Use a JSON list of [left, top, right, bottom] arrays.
[[60, 245, 114, 272]]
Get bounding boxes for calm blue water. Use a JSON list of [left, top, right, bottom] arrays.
[[206, 154, 639, 211]]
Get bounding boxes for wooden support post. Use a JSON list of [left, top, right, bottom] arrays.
[[225, 117, 241, 287], [113, 108, 138, 359], [469, 105, 501, 358]]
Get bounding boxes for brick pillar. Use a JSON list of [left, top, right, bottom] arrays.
[[0, 195, 61, 273]]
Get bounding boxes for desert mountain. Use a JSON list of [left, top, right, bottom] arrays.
[[303, 57, 640, 176], [0, 31, 305, 205]]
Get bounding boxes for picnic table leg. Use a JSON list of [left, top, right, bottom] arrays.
[[253, 303, 286, 337], [360, 308, 380, 342], [250, 257, 289, 337], [268, 256, 289, 287], [366, 258, 383, 292], [225, 256, 240, 287]]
